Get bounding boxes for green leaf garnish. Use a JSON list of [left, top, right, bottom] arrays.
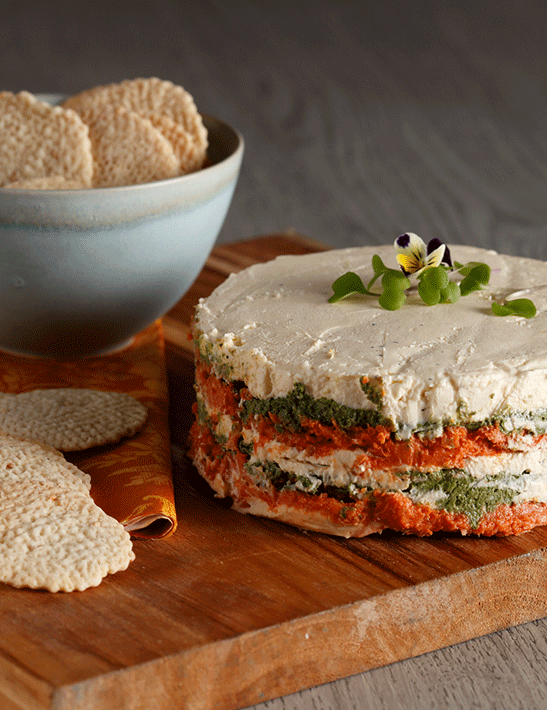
[[491, 298, 537, 319], [381, 269, 411, 290], [366, 254, 389, 291], [371, 254, 387, 276], [439, 281, 461, 304], [417, 280, 438, 305], [328, 271, 371, 303], [454, 261, 486, 277], [417, 265, 451, 306], [378, 290, 407, 310], [378, 270, 410, 310], [459, 263, 491, 296], [329, 240, 537, 316], [418, 265, 450, 289]]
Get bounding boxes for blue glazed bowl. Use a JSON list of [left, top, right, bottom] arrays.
[[0, 96, 243, 357]]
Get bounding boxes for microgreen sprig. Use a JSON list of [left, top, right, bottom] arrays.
[[491, 299, 537, 319], [329, 255, 411, 310], [328, 235, 537, 318]]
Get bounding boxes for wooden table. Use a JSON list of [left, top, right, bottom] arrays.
[[166, 236, 547, 710], [5, 233, 547, 710]]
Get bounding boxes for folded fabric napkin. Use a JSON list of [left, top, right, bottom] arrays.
[[0, 321, 177, 539]]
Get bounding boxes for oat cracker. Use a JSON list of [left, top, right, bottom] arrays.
[[0, 388, 148, 451], [0, 431, 91, 492], [63, 77, 208, 170], [0, 479, 134, 592], [86, 106, 180, 187], [142, 111, 205, 173], [0, 91, 93, 187], [0, 432, 134, 592]]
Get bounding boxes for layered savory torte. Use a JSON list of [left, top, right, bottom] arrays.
[[189, 244, 547, 537]]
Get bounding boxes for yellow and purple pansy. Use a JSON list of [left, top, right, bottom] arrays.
[[394, 233, 452, 276]]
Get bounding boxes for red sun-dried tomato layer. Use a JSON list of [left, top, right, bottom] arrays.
[[195, 361, 545, 470], [189, 420, 547, 537], [249, 415, 521, 471], [195, 359, 240, 416]]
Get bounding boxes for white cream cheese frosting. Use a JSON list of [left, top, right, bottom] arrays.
[[194, 245, 547, 433]]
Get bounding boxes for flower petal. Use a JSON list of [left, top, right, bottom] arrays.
[[396, 253, 422, 275], [424, 243, 447, 268], [395, 232, 426, 255], [427, 237, 452, 267], [426, 238, 443, 255], [395, 233, 411, 249], [394, 233, 427, 275]]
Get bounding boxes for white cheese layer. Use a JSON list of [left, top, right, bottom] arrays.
[[248, 437, 547, 505], [194, 245, 547, 431]]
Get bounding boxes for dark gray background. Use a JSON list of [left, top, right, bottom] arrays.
[[3, 2, 547, 708], [3, 0, 547, 259]]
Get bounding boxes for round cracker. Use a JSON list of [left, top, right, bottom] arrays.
[[0, 91, 93, 188], [0, 479, 134, 592], [0, 431, 90, 492], [86, 106, 180, 187], [140, 111, 206, 173], [0, 388, 148, 452], [62, 77, 208, 168]]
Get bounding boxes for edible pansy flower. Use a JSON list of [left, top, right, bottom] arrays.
[[394, 233, 452, 276]]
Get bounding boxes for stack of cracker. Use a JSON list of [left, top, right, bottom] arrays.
[[0, 77, 208, 189], [0, 388, 149, 592], [0, 434, 134, 593]]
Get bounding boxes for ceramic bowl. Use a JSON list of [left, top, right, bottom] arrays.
[[0, 95, 243, 357]]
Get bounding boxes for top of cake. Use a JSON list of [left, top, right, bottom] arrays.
[[193, 245, 547, 436]]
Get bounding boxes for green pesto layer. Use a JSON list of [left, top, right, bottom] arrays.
[[241, 382, 388, 430], [195, 397, 535, 531], [246, 459, 521, 529], [241, 383, 547, 438], [196, 339, 547, 437]]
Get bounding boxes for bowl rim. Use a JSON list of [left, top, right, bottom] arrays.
[[0, 93, 244, 194]]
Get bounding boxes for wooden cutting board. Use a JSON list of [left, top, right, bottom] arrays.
[[3, 233, 547, 710]]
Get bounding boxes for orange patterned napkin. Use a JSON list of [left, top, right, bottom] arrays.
[[0, 321, 176, 539]]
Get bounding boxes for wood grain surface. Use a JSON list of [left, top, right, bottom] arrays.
[[167, 236, 547, 710], [2, 235, 547, 710], [3, 1, 547, 708]]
